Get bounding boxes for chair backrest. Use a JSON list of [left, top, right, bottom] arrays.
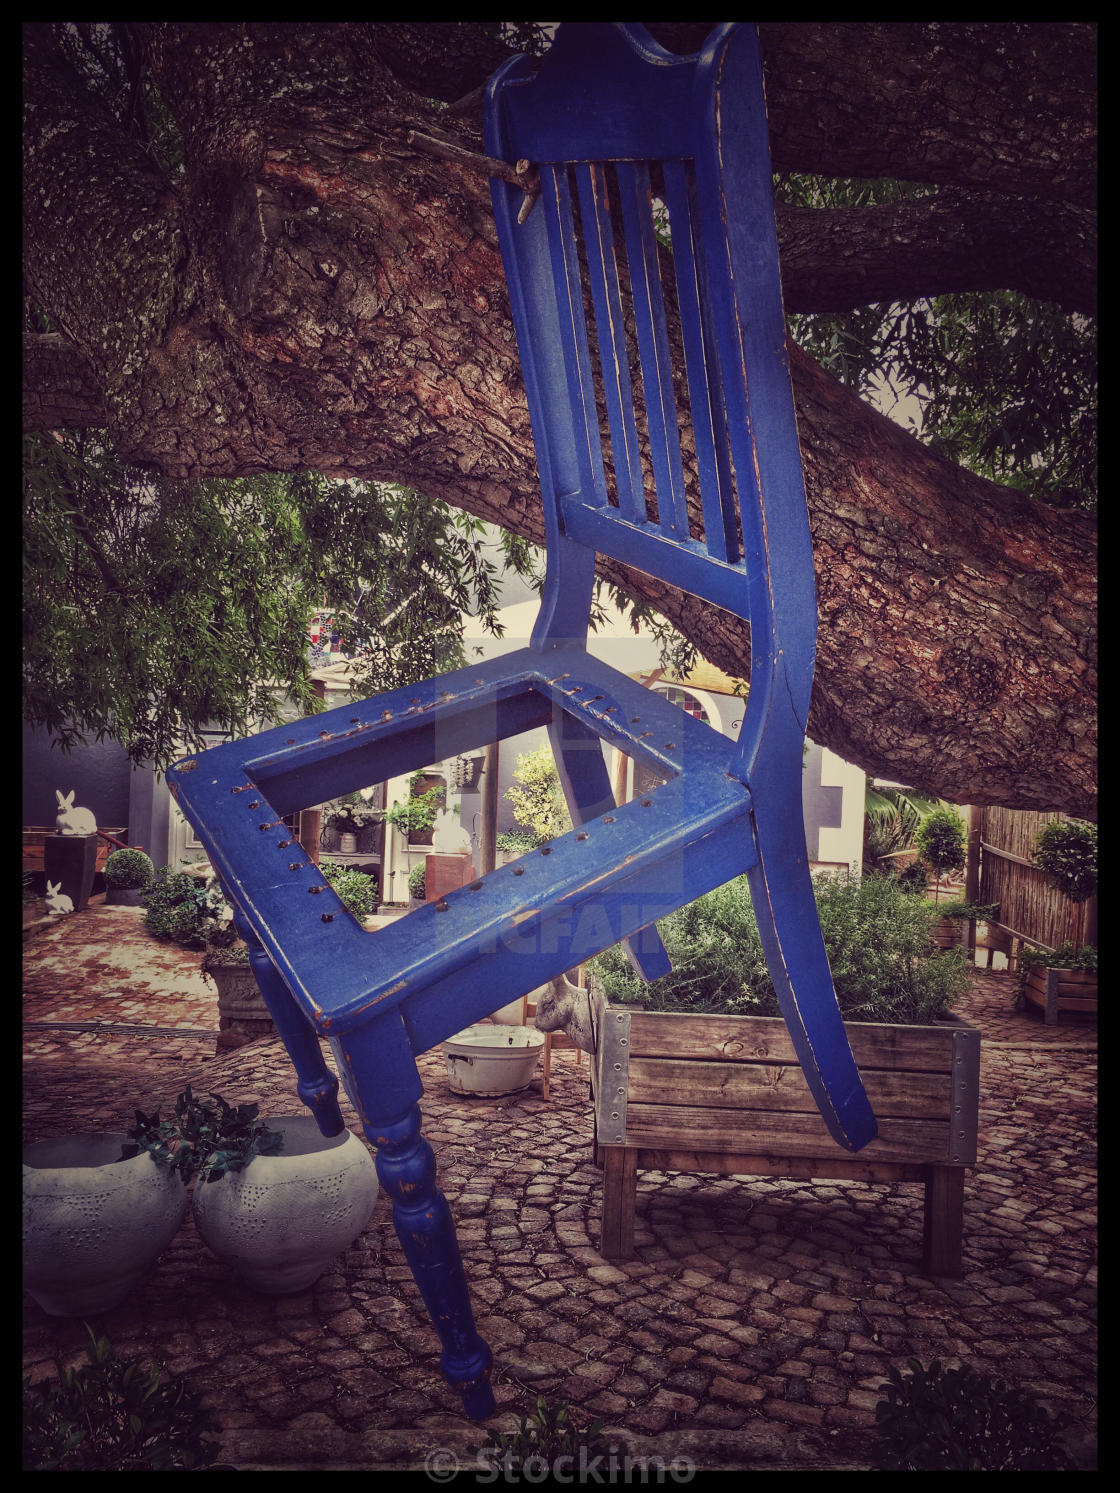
[[486, 22, 818, 778]]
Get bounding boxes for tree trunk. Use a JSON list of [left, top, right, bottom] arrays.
[[22, 22, 1097, 819]]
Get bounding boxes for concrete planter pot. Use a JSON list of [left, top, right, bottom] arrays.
[[105, 885, 147, 907], [22, 1132, 189, 1316], [191, 1116, 379, 1293], [204, 951, 275, 1052], [585, 984, 980, 1276]]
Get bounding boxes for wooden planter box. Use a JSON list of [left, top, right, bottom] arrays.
[[589, 986, 980, 1277], [1022, 966, 1097, 1026]]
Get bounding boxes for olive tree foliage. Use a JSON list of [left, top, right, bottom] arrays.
[[23, 430, 518, 769], [22, 22, 1097, 816]]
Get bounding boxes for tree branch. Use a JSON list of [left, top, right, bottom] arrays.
[[777, 190, 1096, 317]]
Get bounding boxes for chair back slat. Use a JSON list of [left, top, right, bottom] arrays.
[[538, 164, 608, 509], [571, 163, 647, 525], [660, 159, 741, 564], [613, 160, 691, 541]]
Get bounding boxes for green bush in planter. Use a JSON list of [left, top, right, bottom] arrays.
[[124, 1084, 283, 1184], [1015, 942, 1098, 1003], [593, 873, 969, 1025], [140, 867, 236, 949], [409, 862, 427, 901], [102, 848, 154, 890], [320, 858, 376, 920]]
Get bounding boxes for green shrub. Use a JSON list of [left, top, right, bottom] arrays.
[[914, 807, 967, 887], [320, 859, 376, 920], [408, 862, 427, 901], [593, 874, 969, 1024], [140, 867, 235, 948], [505, 745, 572, 842], [1032, 819, 1097, 904], [102, 848, 155, 890], [873, 1358, 1074, 1471], [22, 1325, 218, 1471], [496, 829, 542, 856]]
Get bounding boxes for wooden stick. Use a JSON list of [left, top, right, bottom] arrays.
[[406, 129, 540, 221]]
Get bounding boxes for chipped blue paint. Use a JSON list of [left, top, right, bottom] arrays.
[[166, 23, 875, 1421]]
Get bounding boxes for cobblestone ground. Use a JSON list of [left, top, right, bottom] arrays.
[[23, 905, 1097, 1471]]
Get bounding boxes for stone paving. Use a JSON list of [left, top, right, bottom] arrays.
[[23, 903, 1097, 1471]]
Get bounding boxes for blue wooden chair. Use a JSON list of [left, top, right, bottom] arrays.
[[166, 21, 876, 1419]]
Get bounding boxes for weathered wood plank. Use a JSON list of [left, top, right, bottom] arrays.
[[624, 1009, 962, 1072], [923, 1165, 965, 1276], [624, 1101, 952, 1163], [599, 1145, 637, 1259], [627, 1055, 951, 1119], [631, 1147, 930, 1184]]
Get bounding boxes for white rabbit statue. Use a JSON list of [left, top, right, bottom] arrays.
[[432, 809, 471, 855], [55, 789, 97, 836], [44, 880, 75, 916]]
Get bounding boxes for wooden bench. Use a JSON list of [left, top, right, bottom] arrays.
[[590, 992, 980, 1277]]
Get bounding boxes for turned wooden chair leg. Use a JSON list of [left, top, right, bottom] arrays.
[[600, 1144, 637, 1260], [923, 1164, 965, 1277], [331, 1013, 495, 1419]]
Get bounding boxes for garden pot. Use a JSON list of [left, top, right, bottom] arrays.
[[583, 984, 980, 1276], [191, 1115, 379, 1293], [205, 954, 276, 1052], [442, 1024, 546, 1096], [23, 1132, 189, 1316], [1022, 966, 1097, 1026], [337, 831, 358, 854], [43, 832, 98, 913], [105, 886, 147, 907]]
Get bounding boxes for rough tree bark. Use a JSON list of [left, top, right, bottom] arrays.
[[22, 22, 1097, 818]]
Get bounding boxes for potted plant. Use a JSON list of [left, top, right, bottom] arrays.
[[914, 806, 968, 905], [408, 861, 427, 907], [383, 774, 446, 845], [1018, 820, 1098, 1025], [102, 848, 155, 907], [323, 792, 382, 854], [1017, 942, 1097, 1025], [129, 1086, 380, 1294], [23, 1130, 189, 1317], [496, 829, 542, 865], [576, 874, 979, 1275]]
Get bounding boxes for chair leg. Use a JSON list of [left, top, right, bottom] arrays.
[[232, 909, 344, 1135], [548, 713, 671, 981], [746, 807, 877, 1153], [332, 1013, 496, 1419]]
